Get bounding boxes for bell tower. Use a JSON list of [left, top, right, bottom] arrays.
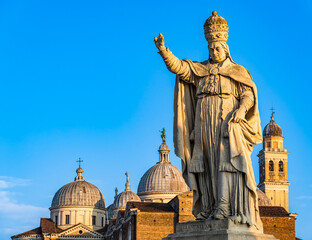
[[258, 112, 290, 211]]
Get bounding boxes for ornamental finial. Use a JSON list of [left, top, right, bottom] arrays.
[[114, 187, 118, 199], [270, 107, 275, 121], [125, 172, 130, 191]]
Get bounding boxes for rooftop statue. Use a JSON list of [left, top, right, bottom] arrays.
[[154, 11, 263, 229], [160, 128, 166, 142]]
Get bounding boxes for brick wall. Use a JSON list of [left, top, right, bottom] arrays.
[[261, 216, 296, 240], [136, 212, 176, 240], [169, 191, 195, 223]]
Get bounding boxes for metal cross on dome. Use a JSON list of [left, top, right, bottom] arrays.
[[76, 158, 83, 168], [270, 107, 275, 120]]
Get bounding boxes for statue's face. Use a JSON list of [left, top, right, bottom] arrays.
[[208, 42, 227, 63]]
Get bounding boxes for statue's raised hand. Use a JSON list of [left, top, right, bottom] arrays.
[[154, 33, 166, 51]]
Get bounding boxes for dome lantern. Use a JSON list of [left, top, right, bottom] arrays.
[[75, 167, 85, 181], [137, 130, 189, 203], [74, 158, 85, 181], [159, 128, 170, 163]]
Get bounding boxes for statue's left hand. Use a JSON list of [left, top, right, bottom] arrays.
[[232, 108, 245, 123]]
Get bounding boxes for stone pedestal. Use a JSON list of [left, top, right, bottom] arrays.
[[163, 219, 277, 240]]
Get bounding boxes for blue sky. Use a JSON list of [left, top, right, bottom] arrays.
[[0, 0, 311, 239]]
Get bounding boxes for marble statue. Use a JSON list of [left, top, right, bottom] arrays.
[[154, 11, 263, 229]]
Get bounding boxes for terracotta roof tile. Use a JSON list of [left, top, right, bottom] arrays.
[[40, 218, 63, 234], [127, 201, 175, 213], [12, 227, 41, 237], [259, 206, 289, 217]]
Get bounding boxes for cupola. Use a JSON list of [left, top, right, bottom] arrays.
[[50, 161, 106, 230], [110, 173, 141, 219], [262, 112, 284, 150], [263, 113, 283, 137], [137, 129, 189, 203]]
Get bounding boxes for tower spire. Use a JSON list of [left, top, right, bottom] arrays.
[[125, 172, 130, 191]]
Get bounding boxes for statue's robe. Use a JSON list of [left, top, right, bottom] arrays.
[[173, 57, 262, 229]]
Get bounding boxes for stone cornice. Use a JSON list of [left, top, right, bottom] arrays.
[[258, 181, 290, 186], [49, 206, 106, 211], [138, 191, 182, 196]]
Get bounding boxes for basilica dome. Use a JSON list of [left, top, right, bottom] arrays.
[[113, 189, 141, 210], [137, 138, 189, 203], [263, 114, 283, 137], [113, 173, 141, 211], [49, 166, 107, 230], [108, 173, 140, 220], [51, 168, 105, 209]]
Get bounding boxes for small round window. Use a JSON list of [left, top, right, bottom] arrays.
[[79, 230, 83, 235]]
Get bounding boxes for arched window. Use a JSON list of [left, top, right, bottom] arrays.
[[279, 161, 284, 172], [269, 160, 274, 171]]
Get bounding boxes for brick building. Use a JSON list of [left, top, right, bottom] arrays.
[[104, 190, 298, 240]]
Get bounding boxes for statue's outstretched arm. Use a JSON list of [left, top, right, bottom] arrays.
[[154, 33, 192, 81]]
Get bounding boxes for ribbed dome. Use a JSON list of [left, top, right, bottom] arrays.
[[263, 114, 282, 137], [113, 191, 141, 210], [138, 140, 188, 195], [112, 173, 141, 210], [257, 189, 272, 207], [51, 168, 105, 209], [137, 162, 188, 194]]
